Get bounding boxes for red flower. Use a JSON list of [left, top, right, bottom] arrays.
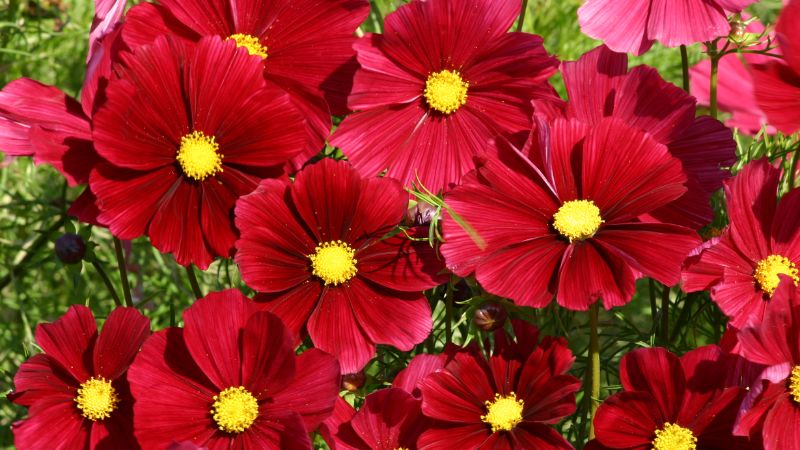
[[539, 45, 735, 229], [418, 321, 579, 449], [682, 159, 800, 328], [235, 158, 447, 372], [753, 0, 800, 134], [442, 117, 701, 310], [127, 289, 340, 449], [329, 0, 558, 193], [734, 280, 800, 449], [122, 0, 370, 168], [578, 0, 756, 55], [90, 35, 309, 269], [591, 346, 756, 450], [9, 306, 151, 450]]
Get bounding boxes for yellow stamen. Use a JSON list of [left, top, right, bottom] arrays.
[[652, 423, 697, 450], [211, 386, 259, 434], [790, 365, 800, 404], [176, 131, 223, 181], [227, 33, 268, 59], [552, 199, 604, 242], [481, 392, 524, 433], [753, 254, 799, 296], [309, 240, 358, 286], [424, 70, 468, 114], [74, 376, 119, 421]]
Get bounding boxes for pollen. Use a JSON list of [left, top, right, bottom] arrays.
[[790, 365, 800, 404], [753, 254, 799, 296], [211, 386, 259, 434], [176, 131, 223, 181], [74, 376, 119, 421], [552, 199, 604, 242], [227, 33, 268, 59], [424, 70, 468, 114], [652, 423, 697, 450], [481, 392, 524, 433], [309, 240, 358, 286]]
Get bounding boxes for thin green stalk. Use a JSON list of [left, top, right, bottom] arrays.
[[709, 53, 720, 119], [516, 0, 529, 32], [588, 303, 601, 439], [186, 265, 203, 299], [648, 279, 658, 333], [445, 277, 454, 344], [91, 260, 122, 307], [789, 145, 799, 190], [113, 237, 133, 307], [660, 284, 671, 346], [680, 45, 690, 92]]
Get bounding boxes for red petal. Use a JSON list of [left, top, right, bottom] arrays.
[[307, 288, 376, 373], [350, 388, 422, 449], [577, 0, 654, 56], [93, 307, 151, 381], [556, 241, 638, 310], [200, 169, 257, 259], [419, 351, 494, 424], [667, 116, 735, 196], [240, 411, 312, 450], [12, 397, 90, 450], [347, 34, 424, 110], [737, 282, 798, 366], [35, 305, 97, 382], [158, 0, 229, 36], [11, 354, 75, 407], [712, 268, 766, 329], [393, 354, 446, 398], [512, 423, 574, 450], [725, 159, 779, 261], [122, 3, 198, 50], [562, 45, 628, 124], [357, 231, 447, 292], [418, 423, 494, 450], [647, 0, 729, 47], [681, 232, 747, 292], [763, 393, 800, 450], [270, 348, 340, 431], [240, 311, 296, 398], [752, 61, 800, 135], [594, 391, 663, 448], [620, 347, 685, 420], [772, 187, 800, 260], [254, 282, 322, 343], [777, 0, 800, 74]]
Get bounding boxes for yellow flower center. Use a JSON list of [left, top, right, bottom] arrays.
[[790, 365, 800, 404], [176, 131, 223, 181], [481, 392, 524, 433], [652, 423, 697, 450], [753, 254, 799, 296], [424, 70, 468, 114], [211, 386, 259, 434], [74, 376, 119, 421], [309, 240, 358, 286], [227, 33, 268, 59], [552, 199, 604, 242]]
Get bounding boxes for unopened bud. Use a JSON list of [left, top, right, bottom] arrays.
[[341, 371, 365, 392], [55, 233, 86, 264], [406, 202, 437, 226], [473, 302, 508, 332]]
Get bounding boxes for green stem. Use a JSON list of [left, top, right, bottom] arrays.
[[445, 276, 454, 344], [588, 303, 601, 439], [680, 45, 690, 92], [709, 52, 720, 119], [0, 216, 63, 290], [113, 238, 133, 307], [91, 260, 122, 307], [516, 0, 529, 32], [186, 265, 203, 299], [789, 144, 799, 190], [661, 284, 671, 346]]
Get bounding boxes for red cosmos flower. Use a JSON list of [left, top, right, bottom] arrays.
[[329, 0, 559, 193], [90, 35, 309, 269], [127, 289, 340, 449], [538, 45, 735, 229], [9, 306, 151, 450], [417, 321, 580, 449], [122, 0, 370, 168], [590, 346, 756, 450], [735, 281, 800, 449], [234, 158, 447, 372], [682, 159, 800, 328], [442, 117, 701, 310], [752, 0, 800, 134], [577, 0, 756, 55]]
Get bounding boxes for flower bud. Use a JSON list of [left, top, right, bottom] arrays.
[[341, 371, 365, 392], [473, 302, 508, 332], [55, 233, 86, 264], [406, 201, 437, 227]]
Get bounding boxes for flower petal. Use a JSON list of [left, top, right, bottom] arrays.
[[578, 0, 654, 56], [93, 307, 151, 381], [270, 348, 340, 431], [307, 287, 375, 373], [594, 391, 663, 448], [35, 305, 97, 382], [240, 311, 296, 398], [620, 347, 685, 420], [647, 0, 729, 47]]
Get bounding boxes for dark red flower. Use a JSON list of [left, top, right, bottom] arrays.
[[9, 306, 151, 450], [235, 158, 447, 372], [329, 0, 558, 193], [442, 117, 701, 310], [752, 0, 800, 134], [734, 280, 800, 449], [127, 289, 340, 449], [122, 0, 369, 168], [90, 35, 309, 269], [538, 45, 735, 229], [418, 322, 579, 449], [682, 159, 800, 328], [590, 346, 756, 450]]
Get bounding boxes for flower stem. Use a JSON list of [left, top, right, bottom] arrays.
[[516, 0, 529, 31], [789, 144, 799, 190], [680, 45, 690, 92], [445, 276, 454, 344], [113, 237, 133, 307], [660, 284, 671, 346], [186, 265, 203, 299], [91, 260, 122, 307], [709, 51, 720, 119], [588, 302, 601, 439]]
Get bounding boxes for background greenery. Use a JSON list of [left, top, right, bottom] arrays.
[[0, 0, 787, 448]]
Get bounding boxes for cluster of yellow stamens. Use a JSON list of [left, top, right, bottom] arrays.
[[211, 386, 259, 434], [309, 240, 358, 286], [74, 376, 119, 421], [753, 254, 799, 296], [227, 33, 268, 59], [552, 199, 604, 242], [424, 69, 468, 114], [790, 365, 800, 404], [176, 131, 223, 181], [480, 392, 524, 433], [652, 423, 697, 450]]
